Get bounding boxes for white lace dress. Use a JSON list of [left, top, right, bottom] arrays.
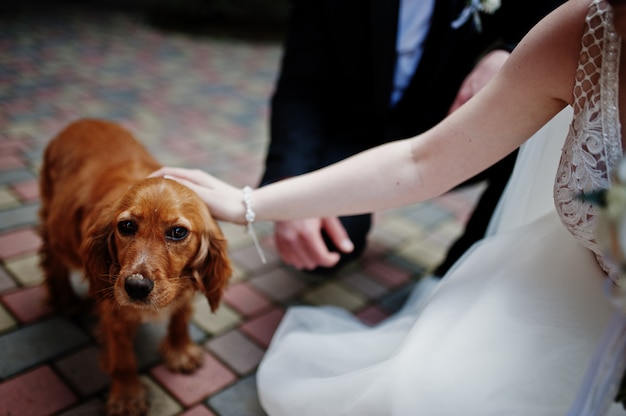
[[257, 1, 626, 414]]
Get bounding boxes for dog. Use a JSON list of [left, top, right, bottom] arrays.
[[38, 119, 232, 416]]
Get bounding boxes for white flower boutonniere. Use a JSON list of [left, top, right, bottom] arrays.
[[451, 0, 502, 33]]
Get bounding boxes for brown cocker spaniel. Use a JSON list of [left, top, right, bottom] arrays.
[[38, 119, 232, 416]]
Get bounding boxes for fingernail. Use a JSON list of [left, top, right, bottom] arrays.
[[341, 239, 354, 252]]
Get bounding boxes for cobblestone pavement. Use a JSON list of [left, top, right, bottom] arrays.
[[0, 5, 480, 415]]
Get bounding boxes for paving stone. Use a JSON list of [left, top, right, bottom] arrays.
[[11, 178, 39, 202], [207, 375, 267, 416], [134, 320, 206, 370], [369, 216, 425, 249], [302, 281, 367, 311], [1, 284, 54, 323], [223, 282, 272, 317], [0, 155, 26, 171], [193, 296, 241, 336], [0, 169, 37, 186], [0, 228, 41, 259], [0, 366, 77, 415], [364, 260, 412, 289], [0, 265, 17, 293], [429, 219, 465, 245], [0, 304, 17, 333], [206, 329, 265, 375], [0, 186, 20, 209], [54, 345, 109, 397], [0, 204, 39, 231], [0, 316, 90, 378], [249, 269, 308, 302], [219, 222, 256, 250], [340, 271, 389, 299], [229, 242, 279, 273], [396, 239, 447, 271], [356, 304, 391, 326], [142, 375, 183, 416], [405, 201, 455, 229], [57, 398, 106, 416], [180, 404, 217, 416], [378, 283, 418, 314], [3, 252, 44, 286], [239, 307, 284, 349], [151, 351, 236, 407], [0, 140, 30, 157]]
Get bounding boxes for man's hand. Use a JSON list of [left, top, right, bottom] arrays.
[[448, 49, 510, 114], [275, 217, 354, 270]]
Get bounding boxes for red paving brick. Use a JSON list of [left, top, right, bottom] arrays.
[[223, 282, 272, 317], [0, 366, 77, 415], [11, 179, 40, 203], [364, 260, 411, 288], [239, 307, 285, 349], [151, 351, 237, 406], [0, 228, 42, 259], [1, 284, 54, 323], [356, 304, 391, 326], [0, 155, 25, 171], [0, 140, 29, 157]]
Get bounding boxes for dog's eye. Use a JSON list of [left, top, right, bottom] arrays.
[[117, 220, 137, 236], [166, 226, 188, 241]]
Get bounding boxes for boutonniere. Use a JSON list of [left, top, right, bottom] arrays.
[[451, 0, 501, 32]]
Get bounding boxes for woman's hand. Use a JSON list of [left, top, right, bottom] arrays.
[[150, 167, 246, 224]]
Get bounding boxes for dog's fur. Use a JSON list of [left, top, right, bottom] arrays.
[[38, 119, 232, 416]]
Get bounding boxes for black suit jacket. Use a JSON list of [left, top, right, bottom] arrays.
[[261, 0, 564, 184]]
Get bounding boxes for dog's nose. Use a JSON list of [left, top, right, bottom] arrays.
[[124, 274, 154, 300]]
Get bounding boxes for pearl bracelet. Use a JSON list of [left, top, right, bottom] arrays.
[[242, 186, 266, 264]]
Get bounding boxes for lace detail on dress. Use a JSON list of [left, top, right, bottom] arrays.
[[554, 0, 623, 281]]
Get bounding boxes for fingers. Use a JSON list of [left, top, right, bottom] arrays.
[[150, 167, 214, 187], [149, 166, 244, 224], [321, 217, 354, 253], [275, 219, 342, 270]]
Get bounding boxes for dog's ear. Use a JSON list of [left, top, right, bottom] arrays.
[[191, 224, 232, 312], [79, 216, 118, 298]]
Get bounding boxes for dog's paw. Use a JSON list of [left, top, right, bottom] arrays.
[[161, 342, 205, 373], [106, 382, 148, 416]]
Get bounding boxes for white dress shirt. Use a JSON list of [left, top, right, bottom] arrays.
[[391, 0, 436, 106]]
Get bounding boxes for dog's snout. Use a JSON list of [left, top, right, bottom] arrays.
[[124, 274, 154, 300]]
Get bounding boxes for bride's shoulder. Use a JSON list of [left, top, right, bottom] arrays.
[[501, 0, 596, 107]]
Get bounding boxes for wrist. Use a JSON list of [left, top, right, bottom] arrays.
[[242, 186, 266, 263]]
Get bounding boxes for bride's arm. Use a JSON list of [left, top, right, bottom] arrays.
[[153, 0, 587, 224]]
